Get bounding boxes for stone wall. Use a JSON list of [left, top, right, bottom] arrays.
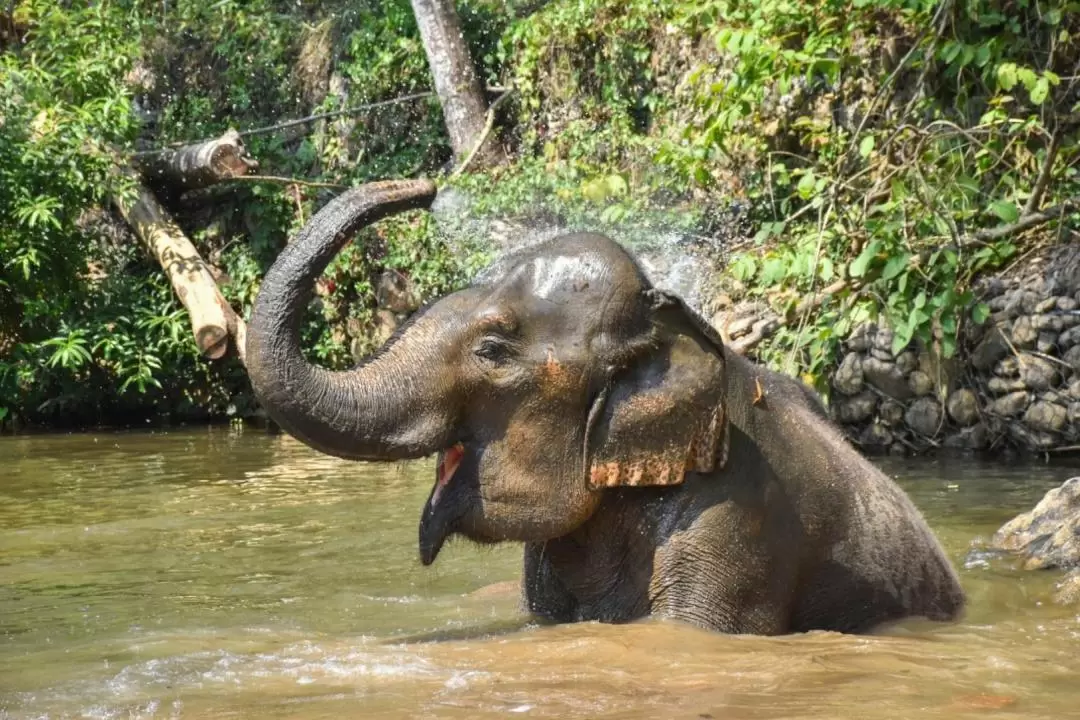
[[828, 244, 1080, 456]]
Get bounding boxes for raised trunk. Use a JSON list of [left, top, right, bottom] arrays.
[[245, 179, 450, 461], [409, 0, 506, 169]]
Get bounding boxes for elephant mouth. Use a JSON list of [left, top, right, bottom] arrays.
[[418, 442, 469, 566]]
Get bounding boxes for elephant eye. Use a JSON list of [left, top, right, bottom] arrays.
[[474, 337, 508, 362]]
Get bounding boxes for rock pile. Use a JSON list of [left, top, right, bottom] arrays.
[[828, 244, 1080, 455]]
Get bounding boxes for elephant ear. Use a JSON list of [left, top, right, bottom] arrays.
[[585, 289, 729, 490]]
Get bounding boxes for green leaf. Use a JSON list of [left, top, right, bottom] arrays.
[[849, 240, 882, 278], [989, 200, 1019, 223], [797, 171, 817, 200], [1030, 76, 1050, 104], [996, 62, 1017, 90], [971, 302, 991, 324], [881, 253, 909, 280], [858, 135, 875, 159]]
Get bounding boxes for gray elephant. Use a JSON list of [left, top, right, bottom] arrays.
[[246, 179, 965, 635]]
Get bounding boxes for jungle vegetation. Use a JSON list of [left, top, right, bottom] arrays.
[[1, 0, 1077, 430]]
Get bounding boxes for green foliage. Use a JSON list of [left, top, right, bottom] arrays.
[[5, 0, 1079, 430], [489, 0, 1079, 396]]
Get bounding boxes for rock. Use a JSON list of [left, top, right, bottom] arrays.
[[880, 399, 905, 426], [942, 423, 989, 451], [1055, 570, 1080, 605], [946, 389, 980, 426], [1063, 345, 1080, 373], [1037, 331, 1058, 354], [1023, 401, 1068, 433], [833, 352, 865, 396], [1059, 325, 1080, 347], [992, 477, 1080, 570], [1057, 296, 1079, 312], [376, 270, 421, 313], [1018, 353, 1059, 390], [862, 357, 912, 399], [995, 356, 1020, 377], [988, 376, 1026, 394], [1007, 422, 1058, 451], [1067, 379, 1080, 400], [1069, 402, 1080, 425], [1039, 389, 1067, 406], [908, 370, 934, 397], [971, 328, 1010, 371], [1036, 296, 1059, 313], [1010, 316, 1038, 348], [1032, 295, 1058, 313], [872, 327, 895, 354], [896, 350, 918, 375], [870, 347, 894, 362], [979, 277, 1007, 301], [1021, 291, 1042, 314], [989, 391, 1029, 416], [846, 322, 876, 352], [905, 397, 943, 436], [858, 422, 893, 447], [1033, 314, 1067, 332], [834, 391, 877, 424]]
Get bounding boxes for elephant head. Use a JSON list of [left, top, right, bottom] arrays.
[[246, 180, 731, 565]]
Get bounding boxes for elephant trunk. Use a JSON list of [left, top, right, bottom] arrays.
[[245, 179, 452, 461]]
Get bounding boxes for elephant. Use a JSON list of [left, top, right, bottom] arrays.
[[246, 178, 966, 636]]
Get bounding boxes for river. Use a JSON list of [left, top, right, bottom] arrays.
[[1, 429, 1078, 719]]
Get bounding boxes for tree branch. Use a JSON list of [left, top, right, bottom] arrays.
[[970, 195, 1080, 244], [1023, 129, 1062, 216]]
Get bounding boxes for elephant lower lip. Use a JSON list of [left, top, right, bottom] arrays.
[[432, 442, 464, 507]]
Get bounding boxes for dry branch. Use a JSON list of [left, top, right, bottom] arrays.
[[132, 128, 258, 193], [970, 195, 1080, 244], [113, 172, 246, 363]]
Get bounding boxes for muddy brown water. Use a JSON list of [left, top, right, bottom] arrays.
[[2, 429, 1079, 719]]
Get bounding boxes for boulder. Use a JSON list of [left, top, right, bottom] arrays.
[[863, 357, 911, 399], [880, 399, 905, 426], [846, 322, 876, 352], [1011, 315, 1038, 348], [1064, 345, 1080, 373], [942, 423, 989, 451], [1023, 401, 1068, 434], [832, 352, 865, 396], [987, 376, 1026, 394], [895, 350, 918, 375], [858, 422, 893, 447], [971, 328, 1010, 371], [992, 477, 1080, 571], [907, 370, 934, 397], [1018, 353, 1058, 391], [946, 389, 979, 426], [905, 397, 942, 436], [834, 391, 877, 424], [989, 391, 1029, 417]]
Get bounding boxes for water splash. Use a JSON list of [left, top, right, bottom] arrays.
[[430, 187, 736, 315]]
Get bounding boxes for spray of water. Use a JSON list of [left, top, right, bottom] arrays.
[[430, 187, 740, 316]]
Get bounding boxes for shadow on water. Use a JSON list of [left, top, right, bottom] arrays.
[[2, 428, 1080, 719]]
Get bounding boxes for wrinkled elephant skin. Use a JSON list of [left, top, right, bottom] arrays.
[[245, 179, 966, 635]]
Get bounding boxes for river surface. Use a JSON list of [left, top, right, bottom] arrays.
[[2, 429, 1079, 719]]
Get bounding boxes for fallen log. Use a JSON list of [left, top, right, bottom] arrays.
[[113, 173, 246, 363], [131, 128, 258, 194]]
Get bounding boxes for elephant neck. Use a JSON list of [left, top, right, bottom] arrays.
[[538, 490, 666, 622]]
